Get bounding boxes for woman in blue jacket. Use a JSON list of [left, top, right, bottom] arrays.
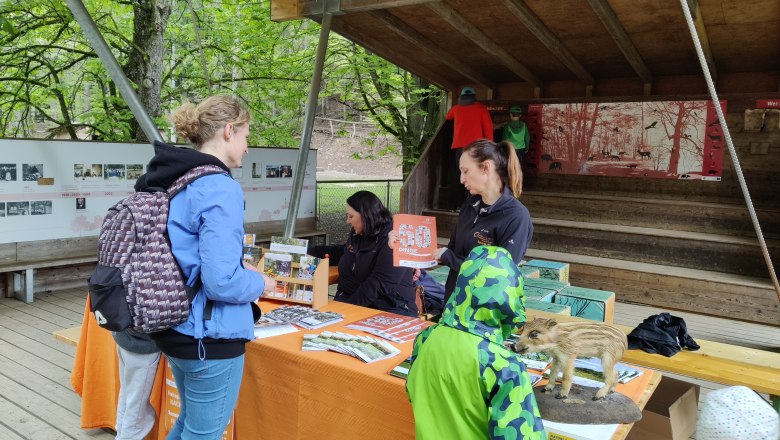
[[310, 191, 418, 317], [145, 96, 273, 439]]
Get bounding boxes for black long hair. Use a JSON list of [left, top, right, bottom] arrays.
[[346, 190, 392, 236]]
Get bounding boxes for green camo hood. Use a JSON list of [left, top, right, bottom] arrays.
[[439, 246, 526, 345]]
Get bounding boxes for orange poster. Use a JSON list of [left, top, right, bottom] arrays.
[[393, 214, 437, 268], [162, 360, 235, 440]]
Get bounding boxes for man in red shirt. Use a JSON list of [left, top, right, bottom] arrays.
[[446, 87, 493, 152], [443, 87, 494, 207]]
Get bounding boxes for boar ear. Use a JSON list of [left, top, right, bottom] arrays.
[[546, 319, 558, 328]]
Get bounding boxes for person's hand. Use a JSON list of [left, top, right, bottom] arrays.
[[243, 260, 259, 272], [261, 274, 276, 296], [387, 230, 398, 249], [434, 247, 448, 262]]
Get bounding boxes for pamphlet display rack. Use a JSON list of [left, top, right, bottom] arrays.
[[257, 249, 330, 309]]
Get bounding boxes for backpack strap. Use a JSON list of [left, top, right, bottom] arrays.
[[167, 164, 230, 321], [167, 164, 228, 199]]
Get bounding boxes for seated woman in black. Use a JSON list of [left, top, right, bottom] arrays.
[[309, 191, 418, 317]]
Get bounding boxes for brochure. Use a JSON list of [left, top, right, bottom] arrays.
[[297, 255, 320, 279], [345, 312, 418, 333], [345, 312, 431, 343], [388, 355, 413, 380], [392, 214, 438, 269], [263, 305, 343, 329], [302, 331, 401, 363], [375, 320, 432, 343], [269, 236, 308, 255], [253, 317, 299, 339], [542, 357, 645, 389], [516, 351, 553, 372]]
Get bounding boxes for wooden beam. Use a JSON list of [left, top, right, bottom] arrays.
[[501, 0, 594, 86], [370, 10, 495, 90], [586, 0, 653, 85], [686, 0, 718, 83], [427, 2, 543, 88], [331, 20, 458, 92]]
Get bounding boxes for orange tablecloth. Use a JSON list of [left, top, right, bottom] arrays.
[[72, 297, 656, 440], [71, 297, 414, 439]]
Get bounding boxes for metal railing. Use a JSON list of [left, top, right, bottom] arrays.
[[316, 179, 403, 244]]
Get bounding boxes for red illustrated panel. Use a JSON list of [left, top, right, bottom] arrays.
[[524, 100, 726, 181]]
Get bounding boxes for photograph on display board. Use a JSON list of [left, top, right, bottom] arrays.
[[104, 164, 126, 180], [280, 165, 292, 177], [251, 163, 262, 178], [22, 164, 44, 181], [7, 201, 30, 216], [126, 164, 143, 180], [526, 100, 725, 180], [74, 163, 103, 180], [0, 202, 5, 217], [0, 164, 17, 181], [265, 165, 281, 178], [76, 197, 86, 210], [31, 200, 52, 215]]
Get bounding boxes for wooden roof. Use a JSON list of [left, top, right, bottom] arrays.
[[271, 0, 780, 98]]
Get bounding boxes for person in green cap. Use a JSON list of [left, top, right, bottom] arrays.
[[503, 105, 530, 163]]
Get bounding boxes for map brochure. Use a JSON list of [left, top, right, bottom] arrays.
[[392, 214, 438, 269]]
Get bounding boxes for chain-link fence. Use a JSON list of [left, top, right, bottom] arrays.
[[316, 180, 403, 244]]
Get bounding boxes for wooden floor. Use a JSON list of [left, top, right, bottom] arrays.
[[1, 288, 778, 439]]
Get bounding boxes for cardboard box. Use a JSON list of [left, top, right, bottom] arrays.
[[525, 259, 570, 282], [554, 286, 615, 323], [626, 376, 700, 440], [523, 286, 557, 302]]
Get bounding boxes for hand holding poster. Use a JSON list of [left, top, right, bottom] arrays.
[[392, 214, 437, 268]]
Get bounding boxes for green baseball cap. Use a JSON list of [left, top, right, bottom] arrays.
[[509, 105, 523, 114]]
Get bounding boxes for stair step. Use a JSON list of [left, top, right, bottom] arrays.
[[521, 190, 780, 239], [531, 218, 779, 277], [524, 248, 778, 326]]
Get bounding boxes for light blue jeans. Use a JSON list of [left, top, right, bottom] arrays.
[[166, 354, 244, 440]]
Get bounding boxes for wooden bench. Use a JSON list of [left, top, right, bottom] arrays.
[[527, 309, 780, 411], [1, 255, 97, 303], [53, 325, 82, 347]]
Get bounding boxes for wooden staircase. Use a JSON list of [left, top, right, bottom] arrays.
[[424, 191, 779, 326]]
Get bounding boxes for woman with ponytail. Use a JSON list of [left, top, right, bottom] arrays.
[[434, 138, 533, 303]]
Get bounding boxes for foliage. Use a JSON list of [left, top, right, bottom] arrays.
[[0, 0, 444, 173]]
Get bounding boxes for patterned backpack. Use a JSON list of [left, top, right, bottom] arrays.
[[88, 165, 226, 333]]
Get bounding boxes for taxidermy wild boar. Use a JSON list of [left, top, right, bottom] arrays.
[[509, 318, 627, 400]]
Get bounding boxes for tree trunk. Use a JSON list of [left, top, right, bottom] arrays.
[[667, 102, 685, 175], [126, 0, 171, 142]]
